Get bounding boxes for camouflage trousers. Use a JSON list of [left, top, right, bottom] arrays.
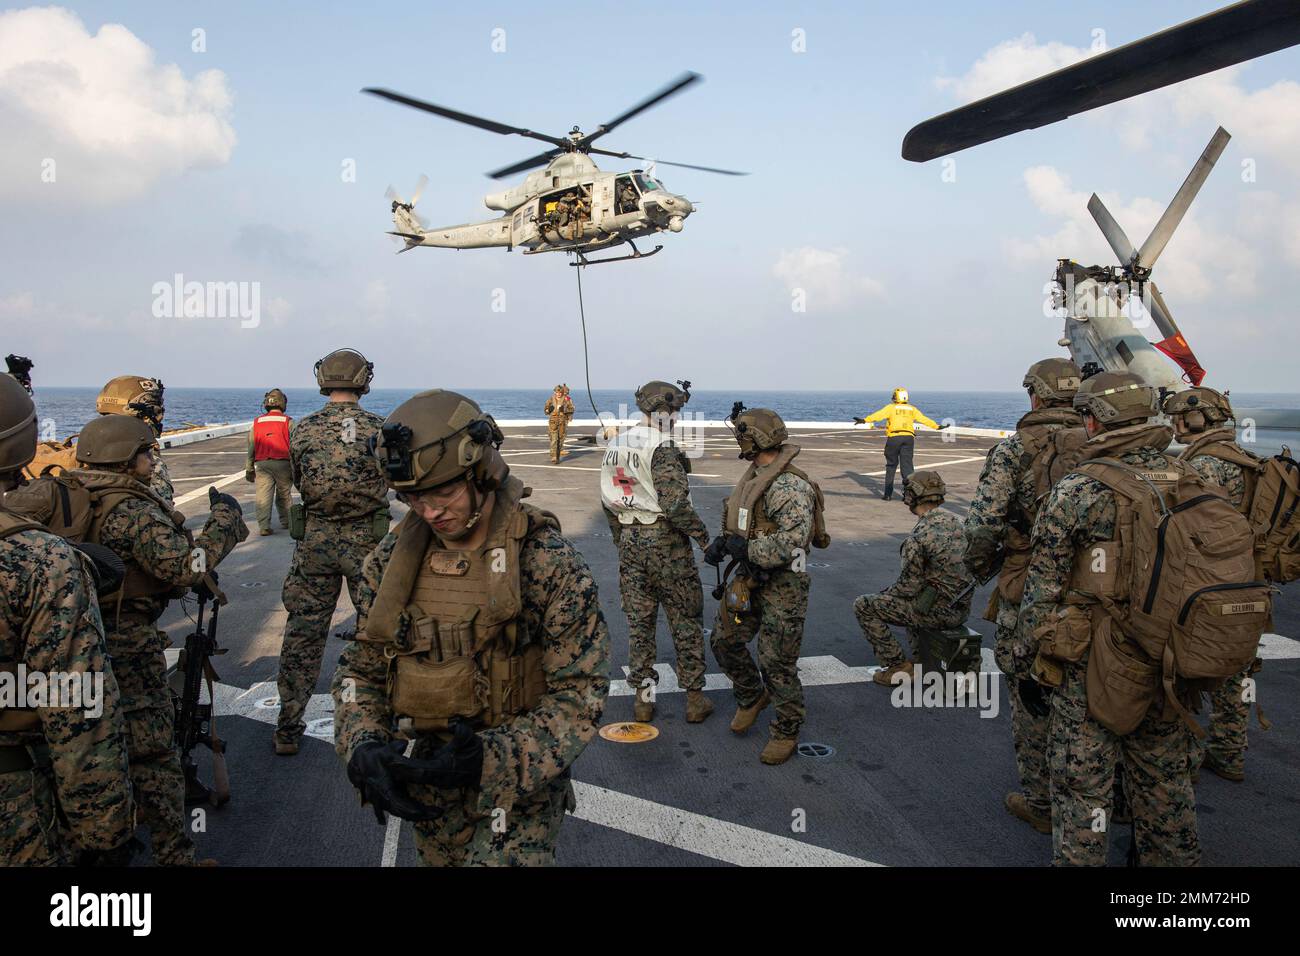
[[253, 458, 292, 532], [711, 568, 809, 739], [277, 516, 380, 744], [617, 524, 706, 691], [994, 602, 1050, 815], [1191, 662, 1254, 776], [1049, 655, 1198, 866], [547, 421, 568, 461], [112, 631, 196, 866], [411, 775, 573, 866], [0, 758, 67, 866], [853, 591, 965, 669]]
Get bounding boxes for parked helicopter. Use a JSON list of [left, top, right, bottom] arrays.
[[364, 73, 746, 265]]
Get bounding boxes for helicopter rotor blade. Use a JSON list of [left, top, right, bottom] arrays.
[[900, 0, 1300, 162], [1136, 127, 1231, 269], [1142, 280, 1181, 342], [587, 147, 748, 176], [1087, 194, 1137, 266], [362, 88, 571, 149], [580, 72, 703, 147], [1144, 281, 1207, 385], [409, 173, 429, 207], [487, 149, 563, 180]]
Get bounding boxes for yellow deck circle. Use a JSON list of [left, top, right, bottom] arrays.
[[598, 721, 660, 743]]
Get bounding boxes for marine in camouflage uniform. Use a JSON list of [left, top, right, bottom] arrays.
[[48, 414, 246, 865], [543, 385, 575, 463], [964, 358, 1082, 832], [705, 406, 823, 765], [855, 470, 972, 680], [1165, 387, 1261, 783], [600, 382, 711, 723], [0, 374, 134, 866], [1018, 373, 1198, 866], [275, 350, 388, 754], [332, 390, 609, 865], [95, 374, 174, 507]]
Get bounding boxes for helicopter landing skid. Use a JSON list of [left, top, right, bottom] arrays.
[[570, 238, 663, 267]]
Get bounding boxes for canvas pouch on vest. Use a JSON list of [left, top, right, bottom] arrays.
[[723, 445, 830, 548], [1071, 457, 1271, 735], [0, 511, 44, 733], [22, 439, 80, 482], [995, 411, 1088, 606], [360, 478, 554, 734]]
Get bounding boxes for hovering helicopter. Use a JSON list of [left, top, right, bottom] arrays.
[[364, 72, 746, 266]]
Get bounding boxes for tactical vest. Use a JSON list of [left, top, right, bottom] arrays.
[[600, 425, 674, 525], [0, 510, 47, 733], [995, 407, 1086, 605], [723, 445, 829, 548], [1040, 426, 1270, 736], [360, 478, 554, 735], [74, 471, 191, 603]]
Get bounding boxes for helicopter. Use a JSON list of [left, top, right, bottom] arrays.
[[1052, 126, 1228, 395], [364, 72, 746, 266]]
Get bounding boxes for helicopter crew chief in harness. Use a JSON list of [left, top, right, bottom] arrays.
[[854, 388, 947, 500]]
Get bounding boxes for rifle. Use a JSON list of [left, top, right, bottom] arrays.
[[176, 577, 231, 807]]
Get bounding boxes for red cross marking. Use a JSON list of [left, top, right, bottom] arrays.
[[612, 467, 636, 495]]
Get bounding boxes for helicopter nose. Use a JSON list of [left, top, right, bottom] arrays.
[[660, 194, 693, 216]]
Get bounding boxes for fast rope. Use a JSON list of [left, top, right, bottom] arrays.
[[574, 262, 600, 419]]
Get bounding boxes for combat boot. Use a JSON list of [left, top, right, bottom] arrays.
[[873, 661, 914, 686], [1203, 752, 1245, 782], [685, 690, 714, 723], [729, 691, 770, 734], [1004, 792, 1050, 834], [274, 734, 299, 756], [760, 735, 797, 765]]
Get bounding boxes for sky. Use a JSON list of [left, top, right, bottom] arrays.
[[2, 0, 1299, 391]]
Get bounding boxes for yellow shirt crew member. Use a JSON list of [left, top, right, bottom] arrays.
[[854, 388, 945, 501]]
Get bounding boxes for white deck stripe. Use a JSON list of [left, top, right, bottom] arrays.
[[570, 781, 877, 867], [857, 455, 988, 477], [173, 469, 248, 507]]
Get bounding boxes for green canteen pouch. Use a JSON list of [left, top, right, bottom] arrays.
[[288, 503, 306, 540], [915, 586, 938, 615], [372, 509, 391, 543]]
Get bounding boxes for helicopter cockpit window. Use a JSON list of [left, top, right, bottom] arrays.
[[635, 173, 662, 192], [616, 176, 639, 214]]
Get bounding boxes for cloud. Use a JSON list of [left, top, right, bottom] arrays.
[[233, 224, 325, 274], [1008, 165, 1258, 305], [0, 6, 235, 203], [772, 246, 884, 311], [935, 33, 1092, 103]]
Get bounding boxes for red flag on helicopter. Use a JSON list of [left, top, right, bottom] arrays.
[[1154, 334, 1206, 386]]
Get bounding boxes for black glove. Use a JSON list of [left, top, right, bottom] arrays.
[[724, 534, 749, 563], [209, 487, 241, 512], [77, 836, 142, 867], [385, 720, 484, 790], [346, 739, 439, 825], [852, 417, 866, 425], [1017, 678, 1051, 718], [703, 535, 727, 566], [195, 570, 220, 602], [938, 423, 951, 430]]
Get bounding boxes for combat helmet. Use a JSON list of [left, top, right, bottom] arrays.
[[0, 372, 37, 474], [372, 389, 507, 496], [1162, 386, 1234, 433], [728, 403, 787, 460], [634, 380, 690, 415], [1072, 371, 1157, 428], [263, 388, 288, 412], [76, 415, 156, 467], [315, 349, 373, 396], [892, 387, 909, 404], [903, 470, 946, 508], [97, 375, 165, 434], [1023, 358, 1082, 407]]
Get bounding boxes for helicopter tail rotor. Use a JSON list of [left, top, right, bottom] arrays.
[[385, 175, 430, 251]]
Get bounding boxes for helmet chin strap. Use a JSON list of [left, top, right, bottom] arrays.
[[462, 475, 484, 531]]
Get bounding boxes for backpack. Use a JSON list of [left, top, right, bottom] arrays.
[[22, 438, 80, 481], [1180, 434, 1300, 584], [1073, 457, 1271, 734]]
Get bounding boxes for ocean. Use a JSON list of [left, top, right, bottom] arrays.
[[29, 387, 1300, 455]]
